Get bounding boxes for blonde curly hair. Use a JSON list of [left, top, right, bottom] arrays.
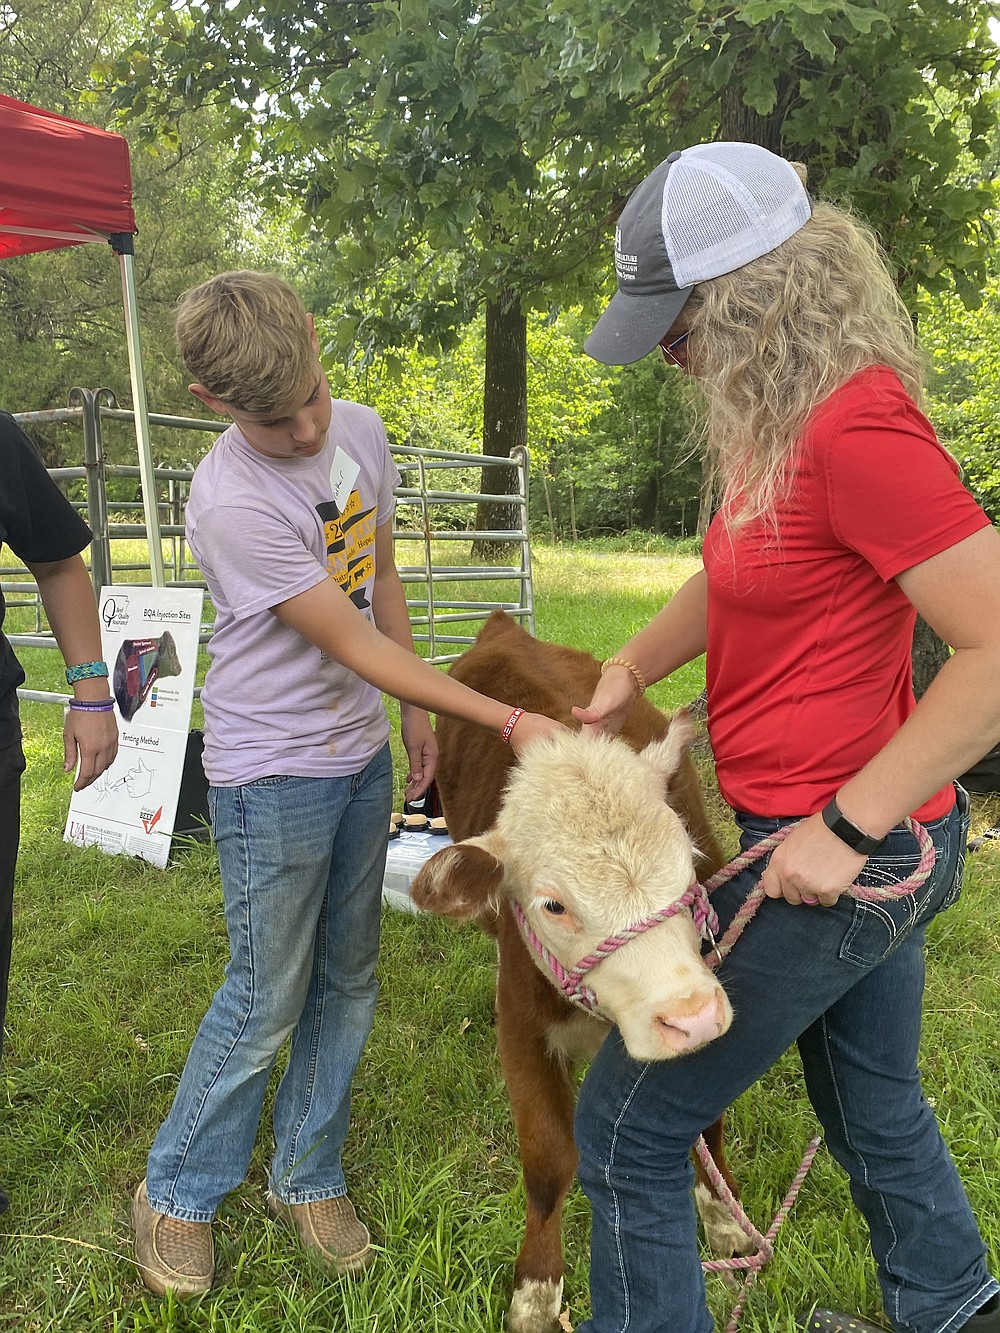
[[684, 202, 925, 528]]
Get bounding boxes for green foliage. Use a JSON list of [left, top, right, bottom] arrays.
[[535, 350, 702, 540], [321, 302, 697, 542], [108, 0, 660, 349], [606, 0, 1000, 306], [108, 0, 1000, 349], [8, 0, 1000, 535], [323, 308, 628, 535], [324, 320, 481, 452], [101, 0, 1000, 530], [525, 315, 613, 472], [0, 0, 255, 467], [920, 281, 1000, 519]]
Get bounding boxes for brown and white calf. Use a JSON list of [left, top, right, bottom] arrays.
[[410, 611, 748, 1333]]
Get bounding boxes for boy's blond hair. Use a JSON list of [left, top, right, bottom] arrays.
[[176, 271, 316, 416]]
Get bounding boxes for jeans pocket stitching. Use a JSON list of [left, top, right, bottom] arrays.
[[840, 821, 957, 966], [838, 879, 941, 966], [855, 858, 922, 891]]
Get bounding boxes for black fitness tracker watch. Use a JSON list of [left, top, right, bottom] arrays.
[[821, 797, 885, 855]]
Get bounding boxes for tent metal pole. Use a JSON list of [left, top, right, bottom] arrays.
[[112, 233, 165, 587]]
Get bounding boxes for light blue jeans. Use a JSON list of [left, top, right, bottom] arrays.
[[145, 745, 392, 1220], [575, 789, 998, 1333]]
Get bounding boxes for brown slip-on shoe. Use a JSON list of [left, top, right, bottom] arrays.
[[266, 1191, 374, 1274], [132, 1179, 215, 1297]]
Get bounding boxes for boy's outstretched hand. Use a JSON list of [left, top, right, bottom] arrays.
[[400, 704, 438, 801], [506, 710, 571, 757]]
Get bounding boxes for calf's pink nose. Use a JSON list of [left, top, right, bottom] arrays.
[[654, 995, 725, 1053]]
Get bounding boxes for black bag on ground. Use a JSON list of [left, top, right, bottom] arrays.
[[959, 740, 1000, 795], [174, 729, 211, 839]]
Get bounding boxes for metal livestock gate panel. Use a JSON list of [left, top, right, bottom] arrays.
[[7, 392, 535, 706]]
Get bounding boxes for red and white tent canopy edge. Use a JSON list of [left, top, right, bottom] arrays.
[[0, 93, 165, 585]]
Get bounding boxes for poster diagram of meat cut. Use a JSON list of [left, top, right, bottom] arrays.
[[65, 585, 204, 869]]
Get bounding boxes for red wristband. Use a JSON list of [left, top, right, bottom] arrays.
[[501, 707, 524, 743]]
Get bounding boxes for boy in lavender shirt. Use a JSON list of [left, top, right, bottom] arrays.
[[132, 271, 557, 1296]]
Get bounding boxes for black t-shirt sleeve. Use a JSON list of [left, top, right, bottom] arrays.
[[0, 413, 95, 735], [0, 413, 92, 563]]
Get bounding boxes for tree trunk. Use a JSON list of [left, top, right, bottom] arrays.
[[653, 414, 663, 534], [911, 616, 950, 700], [720, 84, 786, 152], [696, 452, 719, 540], [563, 435, 577, 542], [472, 288, 526, 557], [542, 464, 558, 543]]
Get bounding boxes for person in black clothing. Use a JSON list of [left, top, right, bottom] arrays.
[[0, 413, 118, 1214]]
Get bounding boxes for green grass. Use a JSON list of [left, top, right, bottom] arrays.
[[2, 536, 999, 1331]]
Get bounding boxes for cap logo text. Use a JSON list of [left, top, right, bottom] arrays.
[[614, 227, 639, 282]]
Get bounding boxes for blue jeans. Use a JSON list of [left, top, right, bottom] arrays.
[[145, 745, 392, 1221], [575, 790, 998, 1333]]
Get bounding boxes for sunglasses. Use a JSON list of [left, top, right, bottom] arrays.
[[659, 329, 690, 365]]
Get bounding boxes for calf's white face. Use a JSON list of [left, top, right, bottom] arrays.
[[414, 719, 732, 1063]]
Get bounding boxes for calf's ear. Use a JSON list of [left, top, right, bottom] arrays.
[[410, 832, 507, 924], [641, 709, 695, 788]]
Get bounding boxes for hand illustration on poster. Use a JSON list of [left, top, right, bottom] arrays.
[[124, 756, 155, 798]]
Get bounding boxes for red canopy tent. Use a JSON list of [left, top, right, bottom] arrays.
[[0, 94, 165, 583]]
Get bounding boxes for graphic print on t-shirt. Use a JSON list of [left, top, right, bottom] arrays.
[[316, 487, 378, 614]]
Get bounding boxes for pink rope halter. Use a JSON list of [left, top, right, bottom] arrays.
[[512, 880, 720, 1016], [512, 814, 937, 1010]]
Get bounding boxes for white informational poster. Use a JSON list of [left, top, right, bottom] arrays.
[[64, 585, 204, 869]]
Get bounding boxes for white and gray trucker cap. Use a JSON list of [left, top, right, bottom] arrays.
[[585, 142, 812, 365]]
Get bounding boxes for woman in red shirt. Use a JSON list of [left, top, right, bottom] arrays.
[[574, 143, 1000, 1333]]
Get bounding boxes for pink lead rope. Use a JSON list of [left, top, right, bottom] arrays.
[[705, 814, 938, 969], [699, 1130, 825, 1332], [701, 815, 936, 1328], [511, 815, 938, 1329]]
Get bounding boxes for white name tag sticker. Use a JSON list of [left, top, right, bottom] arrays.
[[329, 447, 361, 510]]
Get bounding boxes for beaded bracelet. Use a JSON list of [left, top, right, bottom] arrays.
[[65, 660, 109, 685], [501, 707, 524, 743], [601, 656, 647, 695], [67, 698, 116, 712]]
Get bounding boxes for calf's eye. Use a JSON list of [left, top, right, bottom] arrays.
[[542, 900, 566, 916]]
